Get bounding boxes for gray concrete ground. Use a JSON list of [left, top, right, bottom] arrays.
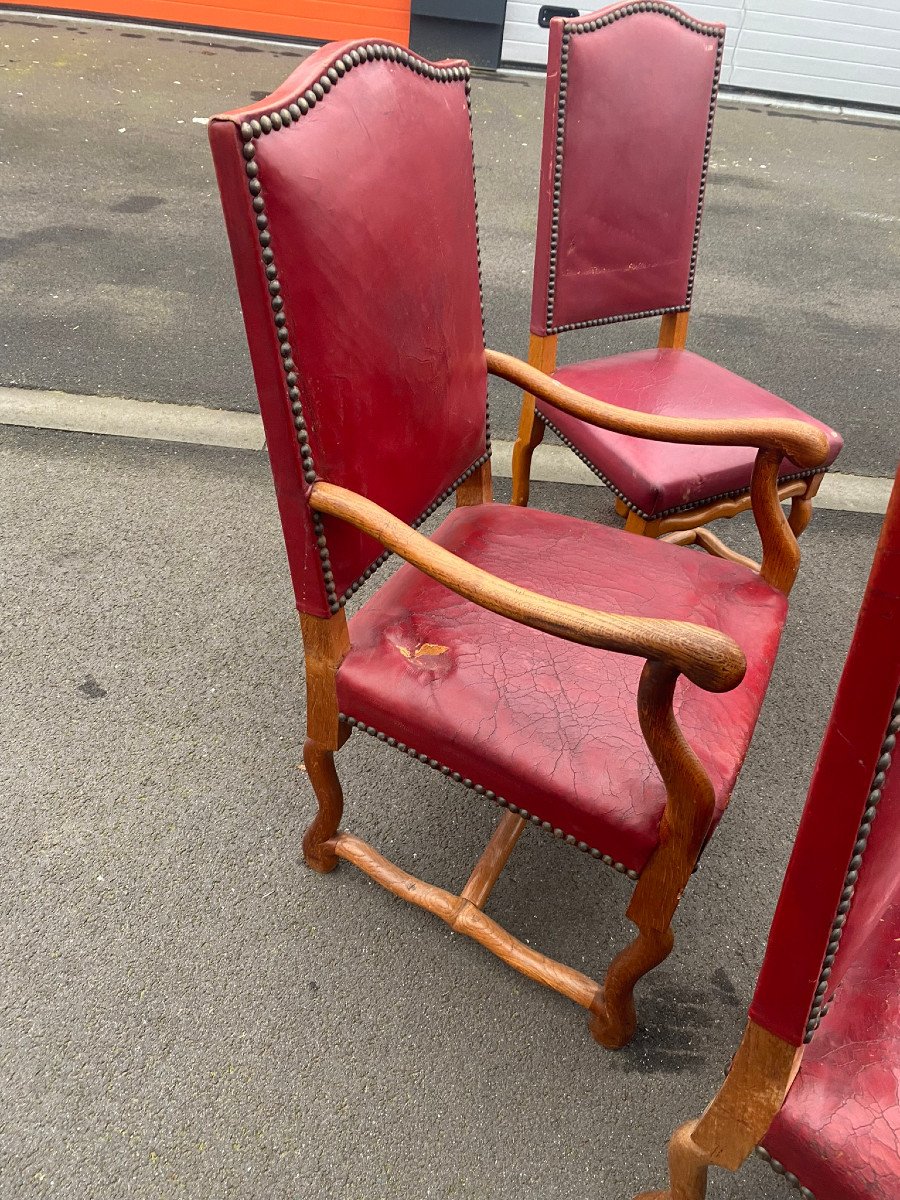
[[0, 12, 897, 1200], [1, 15, 898, 476], [0, 423, 884, 1199]]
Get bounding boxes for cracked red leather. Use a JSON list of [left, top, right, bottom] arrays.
[[751, 472, 900, 1047], [539, 350, 843, 516], [210, 43, 487, 616], [531, 9, 723, 333], [335, 503, 786, 874], [755, 472, 900, 1198]]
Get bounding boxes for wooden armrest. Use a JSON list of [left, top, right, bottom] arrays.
[[309, 482, 746, 694], [486, 348, 828, 469]]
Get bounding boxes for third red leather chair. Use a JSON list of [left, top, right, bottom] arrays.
[[512, 2, 843, 542], [638, 467, 900, 1198]]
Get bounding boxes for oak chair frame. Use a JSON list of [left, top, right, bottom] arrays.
[[301, 349, 827, 1049], [511, 5, 825, 545]]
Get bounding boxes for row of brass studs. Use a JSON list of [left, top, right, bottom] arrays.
[[803, 687, 900, 1042], [541, 413, 822, 520], [335, 452, 491, 606], [239, 43, 482, 614], [543, 4, 725, 336], [340, 713, 641, 879], [755, 1147, 816, 1199]]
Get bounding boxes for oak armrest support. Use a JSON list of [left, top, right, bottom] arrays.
[[309, 482, 747, 694], [486, 348, 828, 469]]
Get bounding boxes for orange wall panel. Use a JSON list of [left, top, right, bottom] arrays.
[[8, 0, 411, 43]]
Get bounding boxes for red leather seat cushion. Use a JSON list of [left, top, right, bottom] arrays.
[[762, 912, 900, 1200], [539, 350, 843, 519], [335, 504, 787, 875]]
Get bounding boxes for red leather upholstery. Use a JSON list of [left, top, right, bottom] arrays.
[[541, 351, 843, 519], [531, 5, 724, 335], [750, 470, 900, 1047], [210, 43, 488, 618], [751, 469, 900, 1197], [335, 503, 787, 875]]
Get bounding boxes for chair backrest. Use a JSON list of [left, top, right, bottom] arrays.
[[209, 42, 489, 618], [530, 3, 725, 337], [749, 467, 900, 1047]]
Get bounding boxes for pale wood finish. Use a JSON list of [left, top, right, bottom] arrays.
[[636, 1022, 802, 1198], [329, 830, 602, 1010], [752, 449, 802, 593], [309, 481, 746, 692], [590, 661, 718, 1047], [788, 472, 823, 537], [658, 311, 690, 349], [460, 811, 526, 909], [510, 333, 556, 507], [652, 479, 807, 537], [299, 610, 350, 748], [661, 528, 761, 574], [302, 739, 345, 873], [455, 458, 493, 507]]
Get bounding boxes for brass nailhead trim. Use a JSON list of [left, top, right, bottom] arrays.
[[755, 1147, 816, 1199], [238, 46, 487, 615], [543, 4, 725, 336], [339, 713, 641, 880], [541, 413, 824, 520], [802, 686, 900, 1043]]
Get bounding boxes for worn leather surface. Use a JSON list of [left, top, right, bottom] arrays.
[[210, 43, 487, 615], [336, 503, 786, 873], [755, 472, 900, 1198], [750, 471, 900, 1047], [540, 350, 843, 516], [531, 8, 723, 334]]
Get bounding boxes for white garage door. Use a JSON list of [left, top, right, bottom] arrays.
[[500, 1, 900, 109]]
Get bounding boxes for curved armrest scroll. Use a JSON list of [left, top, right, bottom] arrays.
[[486, 349, 828, 469], [309, 482, 747, 694]]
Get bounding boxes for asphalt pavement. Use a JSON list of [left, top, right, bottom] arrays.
[[1, 421, 885, 1199], [1, 15, 898, 476], [0, 11, 897, 1200]]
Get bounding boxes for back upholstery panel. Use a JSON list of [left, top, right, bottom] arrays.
[[531, 4, 724, 336], [749, 469, 900, 1047], [210, 42, 488, 616]]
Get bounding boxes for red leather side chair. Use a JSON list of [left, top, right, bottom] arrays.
[[638, 467, 900, 1198], [512, 2, 843, 544], [209, 40, 827, 1050]]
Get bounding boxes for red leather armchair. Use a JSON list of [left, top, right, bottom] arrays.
[[638, 467, 900, 1198], [512, 3, 843, 543], [209, 40, 827, 1050]]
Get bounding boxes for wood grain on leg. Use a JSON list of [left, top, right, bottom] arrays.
[[635, 1121, 710, 1200], [788, 472, 822, 537], [511, 333, 555, 507], [658, 311, 690, 349], [302, 739, 345, 873], [456, 459, 493, 507]]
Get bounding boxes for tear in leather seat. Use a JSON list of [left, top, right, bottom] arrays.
[[336, 503, 787, 874], [541, 350, 843, 519]]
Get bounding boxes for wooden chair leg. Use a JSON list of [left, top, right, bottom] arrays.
[[788, 473, 822, 538], [302, 738, 345, 873], [615, 498, 630, 518], [589, 920, 675, 1048], [511, 402, 545, 507], [624, 510, 663, 537], [635, 1121, 710, 1200]]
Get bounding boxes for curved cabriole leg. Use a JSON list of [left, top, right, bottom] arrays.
[[511, 402, 545, 507], [788, 473, 823, 538], [302, 738, 344, 873], [635, 1122, 710, 1200], [592, 661, 717, 1048], [590, 922, 675, 1048]]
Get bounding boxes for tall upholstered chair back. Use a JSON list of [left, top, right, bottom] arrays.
[[209, 42, 489, 618], [531, 3, 725, 336], [750, 472, 900, 1048]]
